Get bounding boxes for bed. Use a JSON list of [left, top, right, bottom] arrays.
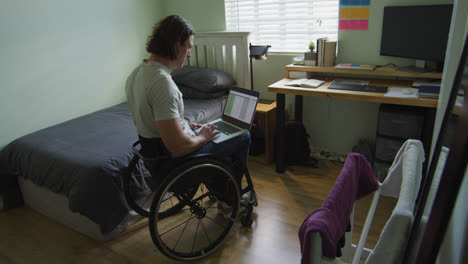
[[0, 32, 251, 241]]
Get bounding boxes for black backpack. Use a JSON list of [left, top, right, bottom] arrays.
[[284, 122, 317, 167]]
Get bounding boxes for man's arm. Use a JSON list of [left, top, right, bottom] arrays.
[[157, 118, 219, 157]]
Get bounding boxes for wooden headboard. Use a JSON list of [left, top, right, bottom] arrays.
[[188, 32, 251, 90]]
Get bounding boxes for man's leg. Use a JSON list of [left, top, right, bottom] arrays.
[[192, 132, 251, 188]]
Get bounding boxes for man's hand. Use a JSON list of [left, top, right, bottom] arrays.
[[157, 119, 220, 157], [189, 123, 202, 130], [197, 124, 220, 141]]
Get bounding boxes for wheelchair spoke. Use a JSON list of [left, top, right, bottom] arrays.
[[160, 192, 176, 207], [169, 193, 174, 207], [200, 219, 212, 245], [160, 214, 196, 238], [200, 184, 206, 207], [204, 215, 231, 228], [191, 219, 201, 253], [172, 213, 195, 251]]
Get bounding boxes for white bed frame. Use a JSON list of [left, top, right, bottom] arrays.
[[189, 32, 251, 90], [18, 31, 251, 242]]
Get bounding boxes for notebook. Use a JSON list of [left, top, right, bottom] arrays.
[[196, 86, 260, 144]]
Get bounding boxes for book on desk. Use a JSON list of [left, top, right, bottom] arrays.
[[285, 78, 324, 88], [316, 38, 337, 67]]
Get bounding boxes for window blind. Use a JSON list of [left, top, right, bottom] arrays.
[[225, 0, 339, 52]]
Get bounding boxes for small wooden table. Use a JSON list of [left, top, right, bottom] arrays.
[[251, 102, 277, 163]]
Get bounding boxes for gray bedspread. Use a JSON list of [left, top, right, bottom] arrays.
[[0, 98, 226, 234]]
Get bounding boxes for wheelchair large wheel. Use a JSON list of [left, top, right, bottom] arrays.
[[149, 157, 240, 260], [124, 155, 189, 218]]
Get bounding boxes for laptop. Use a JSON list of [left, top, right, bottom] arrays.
[[196, 86, 260, 144]]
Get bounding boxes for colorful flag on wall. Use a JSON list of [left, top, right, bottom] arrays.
[[339, 0, 370, 30]]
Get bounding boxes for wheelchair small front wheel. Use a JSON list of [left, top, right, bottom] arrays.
[[241, 214, 253, 227], [149, 157, 240, 261]]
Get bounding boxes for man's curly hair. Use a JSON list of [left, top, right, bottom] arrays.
[[146, 15, 195, 60]]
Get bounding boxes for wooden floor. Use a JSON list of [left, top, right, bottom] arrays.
[[0, 158, 396, 264]]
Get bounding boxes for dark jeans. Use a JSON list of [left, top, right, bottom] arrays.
[[191, 132, 251, 187]]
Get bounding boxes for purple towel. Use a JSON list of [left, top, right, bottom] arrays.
[[298, 153, 379, 263]]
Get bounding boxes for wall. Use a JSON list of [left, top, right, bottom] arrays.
[[162, 0, 226, 32], [0, 0, 163, 148]]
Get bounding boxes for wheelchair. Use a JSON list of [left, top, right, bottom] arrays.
[[123, 140, 257, 261]]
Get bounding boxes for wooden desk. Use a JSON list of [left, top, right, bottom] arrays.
[[269, 65, 441, 172], [269, 78, 438, 108]]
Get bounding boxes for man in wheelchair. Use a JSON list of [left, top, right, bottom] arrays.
[[123, 15, 257, 260], [125, 15, 250, 190]]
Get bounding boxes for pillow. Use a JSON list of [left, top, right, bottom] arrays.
[[171, 66, 236, 93], [178, 85, 228, 99]]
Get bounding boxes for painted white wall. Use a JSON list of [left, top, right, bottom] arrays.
[[0, 0, 163, 148]]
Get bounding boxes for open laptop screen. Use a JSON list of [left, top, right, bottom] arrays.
[[222, 86, 260, 129]]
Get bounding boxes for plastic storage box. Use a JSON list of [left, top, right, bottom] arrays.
[[375, 136, 407, 162], [374, 161, 391, 182], [377, 104, 425, 139]]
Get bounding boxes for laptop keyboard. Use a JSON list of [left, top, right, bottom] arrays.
[[214, 121, 240, 135]]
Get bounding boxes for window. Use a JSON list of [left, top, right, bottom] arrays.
[[225, 0, 339, 52]]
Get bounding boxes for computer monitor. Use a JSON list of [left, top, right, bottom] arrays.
[[380, 4, 453, 72]]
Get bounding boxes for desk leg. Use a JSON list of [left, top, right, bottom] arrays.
[[295, 95, 303, 122], [276, 93, 286, 172]]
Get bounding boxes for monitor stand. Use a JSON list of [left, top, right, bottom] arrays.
[[398, 66, 426, 73], [398, 60, 442, 73]]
